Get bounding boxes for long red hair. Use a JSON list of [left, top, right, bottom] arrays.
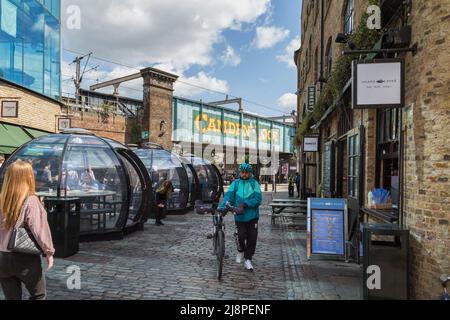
[[0, 160, 36, 230]]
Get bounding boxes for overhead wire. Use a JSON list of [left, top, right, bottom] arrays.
[[63, 48, 288, 115]]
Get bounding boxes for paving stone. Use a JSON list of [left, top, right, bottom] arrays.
[[0, 190, 361, 301]]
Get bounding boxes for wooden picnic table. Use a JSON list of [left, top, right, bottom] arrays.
[[271, 198, 304, 203], [268, 200, 307, 225]]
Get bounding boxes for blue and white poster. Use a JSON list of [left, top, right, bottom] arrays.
[[307, 198, 347, 258]]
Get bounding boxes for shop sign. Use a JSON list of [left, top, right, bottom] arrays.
[[1, 101, 18, 118], [282, 163, 289, 175], [307, 86, 316, 111], [303, 136, 319, 152], [352, 59, 405, 109], [307, 198, 348, 259], [141, 131, 149, 140], [193, 111, 281, 145], [58, 118, 71, 131]]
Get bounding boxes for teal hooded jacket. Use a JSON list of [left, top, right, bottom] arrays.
[[219, 176, 262, 222]]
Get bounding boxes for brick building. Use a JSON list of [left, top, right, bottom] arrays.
[[0, 78, 64, 156], [0, 78, 63, 133], [295, 0, 449, 299]]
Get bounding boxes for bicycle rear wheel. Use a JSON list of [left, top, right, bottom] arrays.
[[215, 230, 225, 280]]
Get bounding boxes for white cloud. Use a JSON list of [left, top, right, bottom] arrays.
[[221, 45, 241, 67], [254, 26, 290, 49], [61, 0, 270, 100], [175, 72, 229, 97], [277, 93, 297, 112], [62, 0, 270, 71], [277, 38, 300, 69]]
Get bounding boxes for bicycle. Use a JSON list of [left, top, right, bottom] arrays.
[[440, 274, 449, 300], [195, 201, 243, 281]]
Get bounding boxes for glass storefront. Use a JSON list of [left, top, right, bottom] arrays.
[[0, 0, 61, 99]]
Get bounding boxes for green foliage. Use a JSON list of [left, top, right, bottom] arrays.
[[130, 120, 142, 145], [99, 104, 114, 123]]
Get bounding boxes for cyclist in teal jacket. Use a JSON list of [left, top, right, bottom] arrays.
[[219, 163, 262, 271]]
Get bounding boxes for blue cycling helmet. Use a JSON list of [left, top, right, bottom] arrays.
[[239, 163, 253, 173]]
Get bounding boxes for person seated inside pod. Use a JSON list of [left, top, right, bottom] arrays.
[[61, 168, 82, 191], [102, 167, 119, 190], [80, 168, 104, 191], [35, 160, 56, 189]]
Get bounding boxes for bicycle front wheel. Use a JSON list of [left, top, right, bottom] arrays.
[[215, 230, 225, 281]]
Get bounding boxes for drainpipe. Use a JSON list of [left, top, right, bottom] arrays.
[[319, 0, 325, 91], [315, 0, 325, 198]]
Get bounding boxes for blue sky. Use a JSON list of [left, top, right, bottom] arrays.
[[62, 0, 302, 117]]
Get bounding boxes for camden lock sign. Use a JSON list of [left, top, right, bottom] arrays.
[[352, 59, 405, 109], [193, 111, 281, 145]]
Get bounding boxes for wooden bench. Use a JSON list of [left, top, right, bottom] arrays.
[[268, 200, 307, 225]]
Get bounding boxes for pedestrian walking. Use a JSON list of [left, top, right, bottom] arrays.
[[155, 180, 173, 226], [219, 163, 262, 271], [0, 160, 55, 300], [295, 172, 301, 198], [288, 175, 295, 197]]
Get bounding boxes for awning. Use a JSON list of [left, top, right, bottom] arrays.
[[0, 123, 49, 155], [23, 127, 50, 139]]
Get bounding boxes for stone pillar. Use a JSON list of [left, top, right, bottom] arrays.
[[140, 67, 178, 150]]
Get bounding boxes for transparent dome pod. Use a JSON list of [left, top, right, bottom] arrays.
[[103, 139, 153, 233], [181, 155, 224, 204], [134, 146, 190, 213], [177, 155, 201, 209], [0, 132, 151, 241]]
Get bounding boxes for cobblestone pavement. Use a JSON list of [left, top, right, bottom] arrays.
[[1, 189, 362, 300]]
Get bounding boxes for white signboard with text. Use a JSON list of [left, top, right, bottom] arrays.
[[353, 59, 404, 109], [303, 137, 319, 152]]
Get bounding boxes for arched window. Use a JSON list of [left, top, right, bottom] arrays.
[[344, 0, 354, 35], [325, 37, 333, 79]]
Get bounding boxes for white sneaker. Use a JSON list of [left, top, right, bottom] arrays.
[[244, 259, 254, 271], [236, 252, 244, 264]]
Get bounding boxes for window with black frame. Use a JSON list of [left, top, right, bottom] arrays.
[[344, 0, 354, 35], [325, 37, 333, 80], [348, 133, 360, 198], [376, 108, 400, 209]]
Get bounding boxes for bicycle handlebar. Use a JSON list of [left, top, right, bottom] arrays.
[[195, 201, 244, 216]]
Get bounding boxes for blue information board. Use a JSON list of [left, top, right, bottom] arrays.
[[308, 198, 347, 258]]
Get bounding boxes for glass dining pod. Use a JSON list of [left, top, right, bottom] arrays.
[[177, 155, 201, 209], [181, 155, 224, 204], [134, 145, 191, 213], [0, 130, 152, 241]]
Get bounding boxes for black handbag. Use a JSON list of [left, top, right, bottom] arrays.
[[7, 199, 44, 256]]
